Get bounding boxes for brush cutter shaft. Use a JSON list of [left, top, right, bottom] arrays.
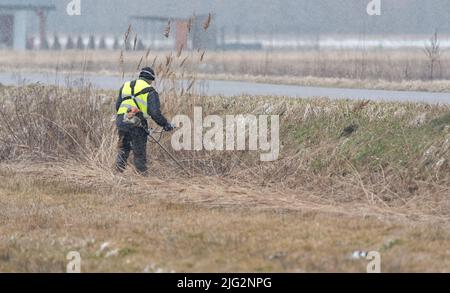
[[144, 128, 191, 176]]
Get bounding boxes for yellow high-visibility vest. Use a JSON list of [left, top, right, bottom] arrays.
[[117, 79, 154, 118]]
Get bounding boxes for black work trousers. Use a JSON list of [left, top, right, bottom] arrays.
[[116, 127, 148, 175]]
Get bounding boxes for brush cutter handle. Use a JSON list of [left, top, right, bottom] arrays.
[[140, 123, 188, 175], [163, 123, 176, 132]]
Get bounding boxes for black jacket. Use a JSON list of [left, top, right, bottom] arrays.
[[115, 83, 169, 131]]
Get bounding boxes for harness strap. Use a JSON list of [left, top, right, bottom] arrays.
[[122, 81, 155, 112], [129, 80, 141, 112]]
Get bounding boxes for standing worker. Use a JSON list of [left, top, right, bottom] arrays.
[[115, 67, 174, 175]]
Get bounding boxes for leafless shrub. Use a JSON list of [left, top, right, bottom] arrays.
[[424, 31, 442, 80]]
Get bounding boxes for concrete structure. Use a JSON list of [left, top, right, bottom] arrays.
[[0, 3, 55, 50]]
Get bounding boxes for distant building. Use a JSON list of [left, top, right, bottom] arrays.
[[0, 1, 55, 50]]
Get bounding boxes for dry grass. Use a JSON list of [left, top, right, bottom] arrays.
[[195, 73, 450, 93], [0, 85, 449, 217], [0, 85, 449, 272], [2, 49, 450, 92], [1, 163, 449, 273], [202, 50, 450, 82], [0, 45, 449, 272]]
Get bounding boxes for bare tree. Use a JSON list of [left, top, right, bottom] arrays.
[[424, 30, 441, 80]]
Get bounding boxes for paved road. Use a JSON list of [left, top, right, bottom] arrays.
[[0, 72, 449, 104]]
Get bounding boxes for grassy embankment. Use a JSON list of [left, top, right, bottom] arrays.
[[0, 84, 449, 272]]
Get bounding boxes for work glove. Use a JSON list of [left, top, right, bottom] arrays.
[[163, 123, 175, 132]]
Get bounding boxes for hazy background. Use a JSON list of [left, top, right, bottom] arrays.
[[5, 0, 450, 35]]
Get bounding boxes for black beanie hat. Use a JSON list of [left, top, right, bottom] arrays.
[[139, 67, 156, 81]]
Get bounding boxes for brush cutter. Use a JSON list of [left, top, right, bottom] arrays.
[[143, 126, 191, 177]]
